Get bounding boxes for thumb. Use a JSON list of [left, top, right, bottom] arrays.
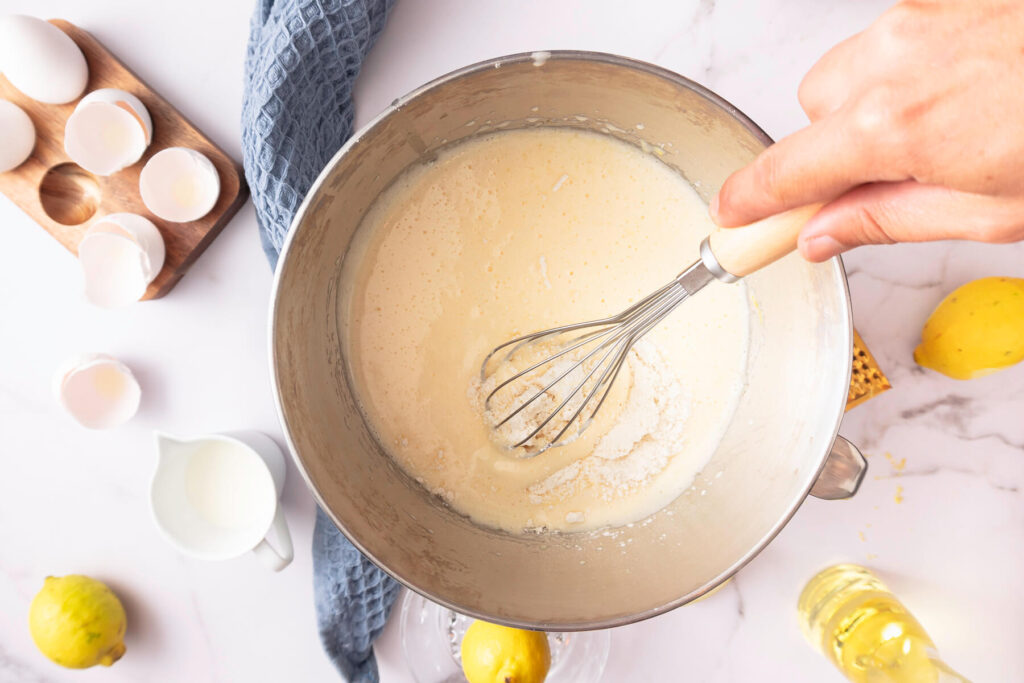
[[797, 181, 1024, 261]]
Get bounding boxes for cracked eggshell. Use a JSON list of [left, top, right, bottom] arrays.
[[139, 147, 220, 222], [64, 88, 153, 175], [78, 213, 166, 308], [53, 353, 141, 429], [0, 99, 34, 172], [0, 15, 88, 104]]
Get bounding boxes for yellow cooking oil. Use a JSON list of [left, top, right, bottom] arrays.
[[798, 565, 970, 683]]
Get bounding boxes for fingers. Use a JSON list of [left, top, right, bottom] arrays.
[[798, 181, 1024, 261], [713, 22, 903, 229], [798, 32, 865, 120], [711, 113, 886, 228]]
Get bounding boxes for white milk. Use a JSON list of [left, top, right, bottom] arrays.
[[184, 440, 269, 529]]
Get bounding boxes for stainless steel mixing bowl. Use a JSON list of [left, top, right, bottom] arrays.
[[270, 51, 865, 630]]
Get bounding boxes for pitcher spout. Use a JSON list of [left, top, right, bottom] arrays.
[[153, 430, 187, 465]]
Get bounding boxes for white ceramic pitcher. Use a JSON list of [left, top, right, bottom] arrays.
[[151, 431, 294, 571]]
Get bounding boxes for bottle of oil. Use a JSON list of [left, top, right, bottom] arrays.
[[798, 564, 970, 683]]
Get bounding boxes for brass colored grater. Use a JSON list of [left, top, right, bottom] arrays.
[[846, 330, 891, 410]]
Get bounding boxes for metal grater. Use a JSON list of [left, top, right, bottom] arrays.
[[847, 330, 891, 411]]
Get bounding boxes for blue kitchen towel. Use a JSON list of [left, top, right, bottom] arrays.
[[242, 1, 400, 681], [243, 0, 395, 269]]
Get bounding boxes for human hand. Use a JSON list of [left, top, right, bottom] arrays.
[[710, 0, 1024, 262]]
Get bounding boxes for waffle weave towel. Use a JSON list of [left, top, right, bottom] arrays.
[[242, 1, 399, 680], [243, 0, 394, 267]]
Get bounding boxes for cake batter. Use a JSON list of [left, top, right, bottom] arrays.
[[340, 128, 749, 533]]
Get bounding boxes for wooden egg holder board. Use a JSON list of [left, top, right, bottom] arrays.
[[0, 19, 248, 300]]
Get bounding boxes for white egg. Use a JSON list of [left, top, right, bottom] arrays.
[[0, 99, 34, 172], [65, 88, 152, 175], [53, 353, 141, 429], [78, 213, 166, 308], [139, 147, 220, 222], [0, 15, 88, 104]]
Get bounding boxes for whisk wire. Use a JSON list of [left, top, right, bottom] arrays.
[[498, 282, 687, 442], [510, 337, 622, 449], [479, 277, 685, 380], [543, 331, 635, 448], [485, 323, 619, 414], [583, 284, 690, 423], [484, 286, 686, 421], [491, 309, 642, 432], [481, 261, 715, 455]]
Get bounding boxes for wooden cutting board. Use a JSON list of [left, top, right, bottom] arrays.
[[0, 19, 248, 300]]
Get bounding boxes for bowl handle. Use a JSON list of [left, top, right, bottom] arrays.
[[810, 436, 868, 500]]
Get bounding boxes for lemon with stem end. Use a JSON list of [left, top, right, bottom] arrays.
[[461, 620, 551, 683], [915, 277, 1024, 379], [29, 575, 127, 668]]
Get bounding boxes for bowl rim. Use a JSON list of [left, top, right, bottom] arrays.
[[268, 49, 853, 630]]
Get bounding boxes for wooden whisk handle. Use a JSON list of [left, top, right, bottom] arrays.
[[703, 204, 823, 280]]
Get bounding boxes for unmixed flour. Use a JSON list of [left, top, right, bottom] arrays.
[[523, 340, 688, 504]]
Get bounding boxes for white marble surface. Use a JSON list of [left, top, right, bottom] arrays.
[[1, 1, 1021, 681]]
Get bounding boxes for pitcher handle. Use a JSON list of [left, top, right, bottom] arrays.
[[810, 435, 868, 500], [252, 506, 294, 571]]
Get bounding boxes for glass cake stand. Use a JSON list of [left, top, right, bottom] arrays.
[[399, 590, 611, 683]]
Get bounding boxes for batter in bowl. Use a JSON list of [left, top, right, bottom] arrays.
[[340, 128, 749, 533]]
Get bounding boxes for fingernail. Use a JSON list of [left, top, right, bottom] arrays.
[[800, 234, 845, 262], [709, 194, 720, 221]]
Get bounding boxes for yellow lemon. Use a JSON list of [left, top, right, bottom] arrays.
[[461, 620, 551, 683], [29, 575, 127, 669], [914, 276, 1024, 380]]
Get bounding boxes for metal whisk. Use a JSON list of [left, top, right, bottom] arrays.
[[480, 204, 820, 456]]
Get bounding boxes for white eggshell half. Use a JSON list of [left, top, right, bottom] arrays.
[[139, 147, 220, 222], [79, 89, 152, 143], [0, 99, 34, 172], [65, 89, 152, 175], [78, 213, 166, 308], [53, 353, 141, 429], [0, 15, 88, 104]]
